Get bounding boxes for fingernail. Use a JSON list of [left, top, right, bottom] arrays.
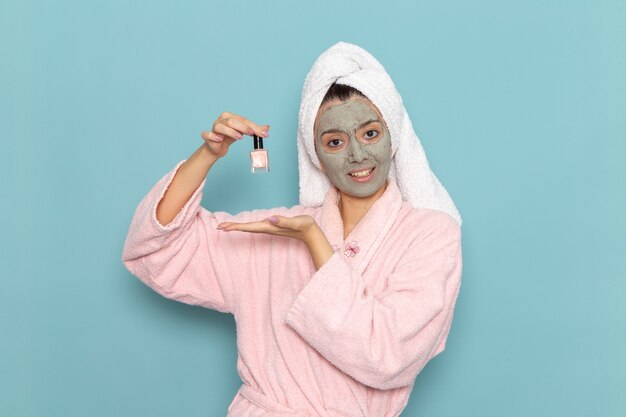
[[235, 132, 243, 139], [261, 130, 268, 137], [269, 216, 278, 224], [247, 128, 254, 135]]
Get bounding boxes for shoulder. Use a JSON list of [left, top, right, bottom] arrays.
[[398, 202, 460, 233], [396, 203, 461, 252]]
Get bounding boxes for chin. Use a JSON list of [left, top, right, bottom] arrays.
[[338, 182, 387, 198]]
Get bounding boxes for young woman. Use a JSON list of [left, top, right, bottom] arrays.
[[122, 42, 462, 417]]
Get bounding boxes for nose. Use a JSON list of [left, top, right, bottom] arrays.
[[347, 137, 367, 163]]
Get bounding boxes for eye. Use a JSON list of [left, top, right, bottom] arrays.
[[328, 138, 343, 147], [364, 130, 379, 140]]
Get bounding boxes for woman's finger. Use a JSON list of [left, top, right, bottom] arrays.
[[267, 215, 296, 230], [270, 215, 312, 232], [223, 117, 257, 137], [227, 114, 270, 138], [201, 130, 224, 142], [213, 122, 246, 140], [217, 220, 276, 233]]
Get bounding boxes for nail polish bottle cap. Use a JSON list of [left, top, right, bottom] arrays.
[[253, 134, 264, 150]]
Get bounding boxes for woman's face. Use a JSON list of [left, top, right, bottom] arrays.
[[314, 97, 392, 198]]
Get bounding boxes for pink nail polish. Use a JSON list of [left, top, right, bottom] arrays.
[[250, 134, 269, 173]]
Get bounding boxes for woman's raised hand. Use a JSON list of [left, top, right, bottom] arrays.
[[201, 112, 269, 159]]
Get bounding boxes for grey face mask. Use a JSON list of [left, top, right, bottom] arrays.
[[315, 98, 392, 198]]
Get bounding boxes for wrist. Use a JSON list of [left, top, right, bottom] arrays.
[[303, 223, 322, 246], [199, 142, 222, 164], [303, 224, 335, 271]]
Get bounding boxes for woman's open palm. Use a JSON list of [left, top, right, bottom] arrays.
[[217, 215, 316, 243]]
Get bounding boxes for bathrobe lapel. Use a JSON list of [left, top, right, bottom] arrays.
[[318, 179, 403, 275]]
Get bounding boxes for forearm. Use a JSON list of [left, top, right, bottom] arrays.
[[304, 225, 335, 270], [156, 144, 219, 226]]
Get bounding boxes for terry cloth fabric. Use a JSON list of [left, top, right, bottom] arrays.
[[297, 41, 462, 226], [121, 158, 463, 416]]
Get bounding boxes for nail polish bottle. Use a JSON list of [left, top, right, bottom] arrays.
[[250, 134, 269, 173]]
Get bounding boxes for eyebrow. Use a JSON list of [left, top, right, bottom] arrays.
[[321, 119, 380, 136]]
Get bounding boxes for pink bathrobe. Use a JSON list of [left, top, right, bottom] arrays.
[[121, 159, 463, 417]]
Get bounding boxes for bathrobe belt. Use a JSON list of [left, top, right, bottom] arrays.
[[237, 384, 357, 417]]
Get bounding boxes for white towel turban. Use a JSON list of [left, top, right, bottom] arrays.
[[297, 41, 462, 226]]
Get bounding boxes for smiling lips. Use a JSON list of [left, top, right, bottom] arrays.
[[348, 166, 376, 181]]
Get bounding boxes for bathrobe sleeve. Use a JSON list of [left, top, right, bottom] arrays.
[[283, 213, 462, 390], [121, 159, 284, 315]]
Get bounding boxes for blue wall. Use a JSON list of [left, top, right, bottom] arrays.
[[1, 1, 624, 416]]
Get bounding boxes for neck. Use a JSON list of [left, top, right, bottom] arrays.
[[338, 180, 389, 239]]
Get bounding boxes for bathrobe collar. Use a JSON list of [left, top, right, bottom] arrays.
[[318, 178, 403, 275]]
